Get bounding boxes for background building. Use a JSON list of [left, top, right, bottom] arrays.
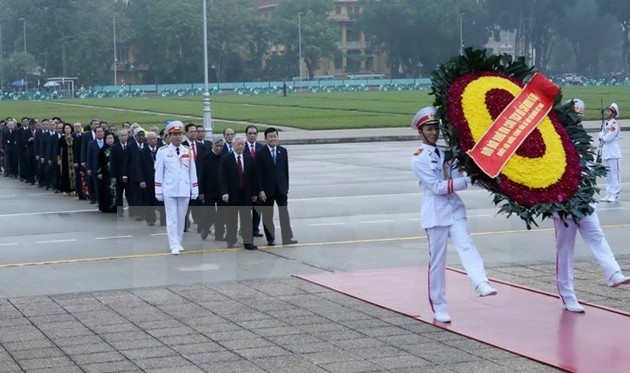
[[256, 0, 389, 78]]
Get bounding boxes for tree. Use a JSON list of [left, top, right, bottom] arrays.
[[553, 0, 619, 76], [1, 52, 37, 86], [358, 0, 491, 77], [271, 0, 338, 79], [206, 0, 256, 83], [484, 0, 576, 72], [596, 0, 630, 77], [128, 0, 204, 84]]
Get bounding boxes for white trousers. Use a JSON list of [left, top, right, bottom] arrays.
[[425, 219, 489, 313], [164, 196, 190, 251], [553, 213, 621, 303], [603, 158, 621, 197]]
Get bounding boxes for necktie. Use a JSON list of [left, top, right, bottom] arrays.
[[98, 140, 103, 149], [191, 142, 196, 161], [237, 155, 244, 188], [151, 148, 156, 161], [434, 148, 440, 157], [228, 145, 233, 153], [122, 144, 126, 151], [250, 144, 255, 158], [271, 148, 276, 165], [176, 147, 180, 155]]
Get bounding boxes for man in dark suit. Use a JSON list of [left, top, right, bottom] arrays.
[[182, 123, 206, 232], [220, 136, 258, 250], [138, 131, 160, 226], [110, 129, 138, 216], [21, 119, 37, 184], [45, 121, 64, 192], [198, 137, 225, 240], [220, 127, 235, 154], [16, 117, 29, 181], [196, 125, 212, 148], [86, 126, 105, 206], [2, 119, 17, 177], [244, 125, 265, 237], [81, 119, 100, 203], [256, 127, 298, 246], [40, 121, 53, 187], [34, 119, 47, 187]]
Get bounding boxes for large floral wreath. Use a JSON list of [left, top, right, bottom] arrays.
[[431, 48, 606, 229]]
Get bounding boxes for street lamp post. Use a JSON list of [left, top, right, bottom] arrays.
[[298, 12, 303, 82], [202, 0, 213, 137], [18, 18, 27, 90], [18, 18, 26, 53], [113, 14, 117, 88], [459, 13, 464, 56]]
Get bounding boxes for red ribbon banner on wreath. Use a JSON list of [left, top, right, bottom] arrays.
[[466, 73, 560, 178]]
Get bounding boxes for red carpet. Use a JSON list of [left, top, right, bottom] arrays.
[[297, 267, 630, 373]]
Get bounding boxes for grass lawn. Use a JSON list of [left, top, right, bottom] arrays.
[[0, 86, 628, 131]]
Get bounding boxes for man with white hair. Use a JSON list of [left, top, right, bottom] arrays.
[[138, 131, 160, 226]]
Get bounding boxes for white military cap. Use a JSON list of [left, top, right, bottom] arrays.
[[411, 106, 439, 130], [133, 127, 145, 136], [165, 120, 184, 134], [608, 103, 619, 117]]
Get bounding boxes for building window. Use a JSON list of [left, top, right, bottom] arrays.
[[335, 6, 341, 15], [346, 26, 360, 43]]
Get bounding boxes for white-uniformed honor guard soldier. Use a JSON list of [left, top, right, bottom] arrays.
[[155, 120, 198, 255], [410, 106, 497, 323], [553, 99, 630, 313], [599, 102, 621, 202]]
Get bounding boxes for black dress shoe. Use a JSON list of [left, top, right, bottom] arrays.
[[283, 239, 298, 245], [90, 200, 96, 204], [201, 229, 209, 240], [253, 231, 263, 237], [266, 241, 275, 246], [244, 244, 258, 250]]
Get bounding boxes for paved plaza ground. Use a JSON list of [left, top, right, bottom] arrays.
[[1, 123, 629, 372]]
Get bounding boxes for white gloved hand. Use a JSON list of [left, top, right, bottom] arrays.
[[191, 194, 199, 200], [156, 194, 164, 202]]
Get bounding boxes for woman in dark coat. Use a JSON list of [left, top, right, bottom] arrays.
[[97, 132, 117, 213], [57, 123, 80, 195]]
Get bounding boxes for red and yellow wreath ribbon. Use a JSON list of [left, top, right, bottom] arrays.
[[466, 73, 559, 178]]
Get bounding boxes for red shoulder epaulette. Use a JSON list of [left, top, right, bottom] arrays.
[[413, 148, 423, 156]]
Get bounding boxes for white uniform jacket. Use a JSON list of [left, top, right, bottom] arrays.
[[154, 144, 198, 198], [599, 118, 621, 159], [411, 144, 471, 229]]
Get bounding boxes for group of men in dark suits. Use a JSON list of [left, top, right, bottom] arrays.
[[193, 124, 299, 249], [1, 116, 298, 250], [1, 116, 67, 192]]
